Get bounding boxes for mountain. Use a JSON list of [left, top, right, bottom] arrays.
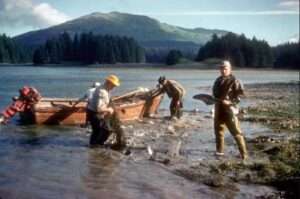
[[14, 12, 227, 48]]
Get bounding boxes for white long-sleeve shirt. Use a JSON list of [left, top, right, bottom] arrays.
[[87, 85, 110, 112]]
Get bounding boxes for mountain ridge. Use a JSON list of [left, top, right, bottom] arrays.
[[14, 12, 228, 48]]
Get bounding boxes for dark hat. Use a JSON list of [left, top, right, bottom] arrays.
[[158, 76, 166, 84]]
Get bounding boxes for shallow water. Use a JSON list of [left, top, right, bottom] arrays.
[[0, 66, 297, 198], [0, 124, 219, 199], [0, 66, 298, 112]]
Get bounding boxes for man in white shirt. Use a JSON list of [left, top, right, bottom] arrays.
[[74, 82, 101, 126], [88, 75, 120, 146], [85, 82, 101, 103]]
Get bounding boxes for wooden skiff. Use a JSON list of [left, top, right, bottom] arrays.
[[20, 91, 163, 125]]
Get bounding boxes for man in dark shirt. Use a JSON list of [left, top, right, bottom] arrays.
[[157, 76, 185, 119], [213, 61, 248, 160]]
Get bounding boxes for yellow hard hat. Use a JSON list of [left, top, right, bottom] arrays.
[[105, 74, 120, 87]]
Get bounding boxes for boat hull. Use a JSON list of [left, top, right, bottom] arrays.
[[20, 94, 163, 125]]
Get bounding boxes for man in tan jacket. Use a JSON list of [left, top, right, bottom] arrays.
[[157, 76, 185, 119]]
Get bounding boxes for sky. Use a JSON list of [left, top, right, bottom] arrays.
[[0, 0, 299, 45]]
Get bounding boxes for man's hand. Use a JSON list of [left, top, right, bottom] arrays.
[[0, 116, 5, 124], [71, 101, 78, 107], [176, 100, 183, 108], [222, 100, 232, 106], [97, 106, 114, 117], [107, 107, 114, 115]]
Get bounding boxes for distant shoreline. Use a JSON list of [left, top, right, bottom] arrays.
[[0, 62, 297, 71]]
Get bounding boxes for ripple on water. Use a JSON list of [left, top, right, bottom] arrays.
[[0, 124, 220, 199]]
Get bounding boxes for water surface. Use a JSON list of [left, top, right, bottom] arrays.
[[0, 66, 297, 198]]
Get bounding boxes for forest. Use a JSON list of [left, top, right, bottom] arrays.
[[195, 33, 299, 69], [0, 34, 31, 63], [0, 33, 299, 69], [32, 32, 145, 64]]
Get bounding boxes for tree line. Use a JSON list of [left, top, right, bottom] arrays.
[[165, 50, 183, 65], [196, 33, 274, 67], [1, 32, 299, 69], [195, 33, 299, 69], [0, 34, 31, 63], [273, 42, 299, 69], [33, 32, 145, 64]]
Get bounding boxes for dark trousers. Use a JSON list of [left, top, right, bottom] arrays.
[[170, 97, 183, 118], [88, 109, 110, 146], [85, 108, 92, 126]]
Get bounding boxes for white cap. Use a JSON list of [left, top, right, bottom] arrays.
[[220, 60, 231, 68], [92, 82, 101, 88]]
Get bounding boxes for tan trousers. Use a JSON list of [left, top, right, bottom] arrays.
[[214, 105, 248, 159]]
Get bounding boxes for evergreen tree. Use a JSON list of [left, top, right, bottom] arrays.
[[57, 32, 73, 61], [31, 32, 145, 65], [45, 39, 59, 63], [33, 47, 45, 64], [196, 33, 273, 67], [233, 48, 245, 67], [166, 50, 183, 65], [72, 34, 80, 61], [0, 34, 31, 63], [79, 33, 89, 63], [273, 42, 300, 69], [121, 37, 130, 62]]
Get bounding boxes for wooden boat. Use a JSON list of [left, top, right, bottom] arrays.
[[113, 90, 163, 122], [19, 89, 163, 125]]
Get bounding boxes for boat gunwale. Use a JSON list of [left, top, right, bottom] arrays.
[[21, 92, 163, 125]]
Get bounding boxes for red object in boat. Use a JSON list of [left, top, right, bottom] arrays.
[[0, 86, 41, 124]]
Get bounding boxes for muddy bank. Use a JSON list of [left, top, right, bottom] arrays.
[[242, 82, 300, 198], [110, 81, 299, 198], [244, 82, 299, 132]]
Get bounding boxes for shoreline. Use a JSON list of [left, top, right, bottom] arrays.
[[119, 81, 299, 198], [1, 62, 299, 71]]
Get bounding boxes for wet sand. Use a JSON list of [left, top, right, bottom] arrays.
[[116, 81, 299, 198]]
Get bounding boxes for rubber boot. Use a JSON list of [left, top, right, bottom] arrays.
[[216, 134, 225, 154], [234, 134, 248, 159]]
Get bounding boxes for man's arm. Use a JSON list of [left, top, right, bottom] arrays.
[[212, 78, 220, 98], [230, 79, 244, 105], [97, 104, 114, 115], [72, 94, 88, 107], [151, 85, 164, 97], [96, 90, 114, 115]]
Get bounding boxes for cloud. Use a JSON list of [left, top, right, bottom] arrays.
[[279, 0, 299, 10], [33, 3, 70, 26], [0, 0, 70, 29], [288, 33, 299, 43], [140, 1, 299, 16], [141, 10, 299, 16]]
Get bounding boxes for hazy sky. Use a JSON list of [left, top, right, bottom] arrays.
[[0, 0, 299, 45]]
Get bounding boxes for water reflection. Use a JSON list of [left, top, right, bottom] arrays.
[[83, 149, 126, 198], [82, 147, 222, 199]]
